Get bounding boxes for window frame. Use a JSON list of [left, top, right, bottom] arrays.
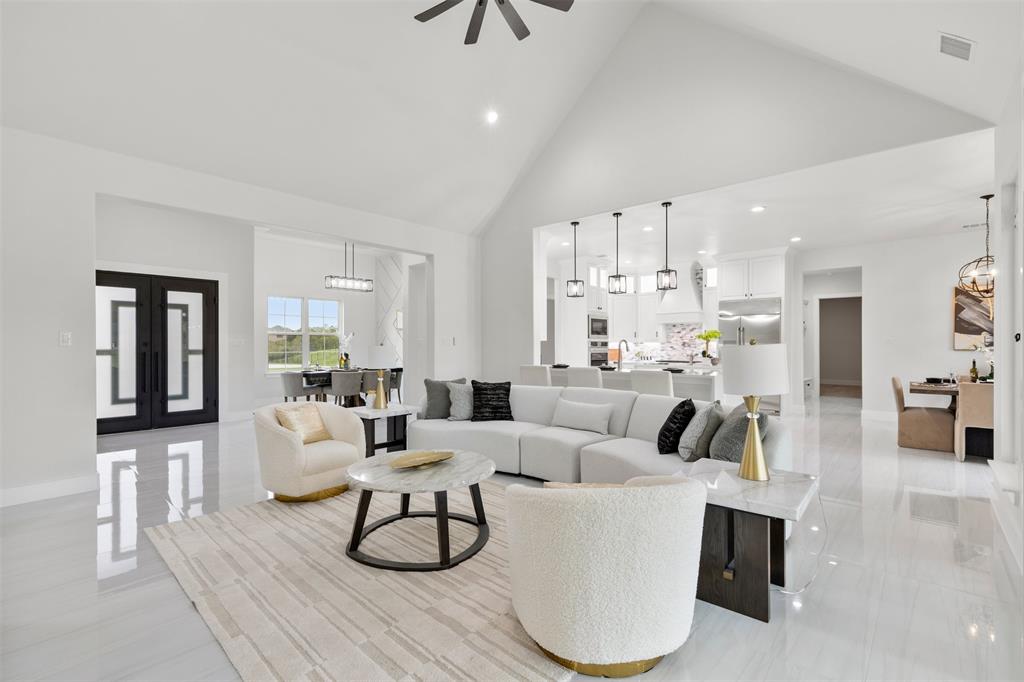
[[265, 295, 344, 373]]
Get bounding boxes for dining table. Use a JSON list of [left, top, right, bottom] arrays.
[[908, 380, 959, 411]]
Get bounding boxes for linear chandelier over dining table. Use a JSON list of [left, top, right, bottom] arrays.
[[325, 242, 374, 292]]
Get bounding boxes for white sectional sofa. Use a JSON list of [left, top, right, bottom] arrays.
[[408, 385, 793, 483]]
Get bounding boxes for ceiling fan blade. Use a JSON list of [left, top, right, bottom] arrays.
[[414, 0, 466, 23], [527, 0, 573, 11], [495, 0, 530, 40], [464, 0, 487, 44]]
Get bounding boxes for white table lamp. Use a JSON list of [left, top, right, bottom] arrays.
[[721, 343, 790, 481]]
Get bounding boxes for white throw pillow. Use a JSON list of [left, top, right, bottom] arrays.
[[551, 398, 613, 435], [447, 382, 474, 421]]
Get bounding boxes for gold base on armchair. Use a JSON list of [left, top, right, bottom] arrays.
[[274, 484, 348, 503], [537, 644, 663, 678]]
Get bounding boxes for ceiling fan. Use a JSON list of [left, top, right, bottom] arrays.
[[415, 0, 574, 45]]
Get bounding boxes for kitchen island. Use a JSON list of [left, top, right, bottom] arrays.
[[548, 364, 721, 402]]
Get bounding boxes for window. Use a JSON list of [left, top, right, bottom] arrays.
[[308, 299, 340, 367], [266, 297, 342, 372], [267, 297, 302, 371]]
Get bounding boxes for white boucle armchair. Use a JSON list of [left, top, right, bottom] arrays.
[[254, 402, 365, 501], [506, 476, 707, 677]]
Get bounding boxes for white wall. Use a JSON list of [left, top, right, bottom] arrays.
[[802, 269, 863, 395], [95, 197, 256, 419], [0, 127, 479, 505], [819, 297, 863, 386], [252, 233, 377, 406], [793, 231, 987, 418], [479, 2, 988, 381]]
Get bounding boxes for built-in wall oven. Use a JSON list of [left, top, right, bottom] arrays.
[[587, 313, 608, 341], [589, 340, 609, 367]]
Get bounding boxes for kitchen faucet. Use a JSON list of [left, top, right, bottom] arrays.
[[617, 339, 630, 371]]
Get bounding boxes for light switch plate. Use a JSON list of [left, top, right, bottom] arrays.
[[58, 330, 73, 347]]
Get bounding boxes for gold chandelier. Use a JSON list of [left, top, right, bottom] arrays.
[[958, 193, 996, 300]]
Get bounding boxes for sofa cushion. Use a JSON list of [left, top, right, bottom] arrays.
[[302, 439, 361, 475], [710, 404, 768, 462], [678, 401, 723, 462], [625, 394, 713, 443], [407, 418, 543, 474], [657, 399, 696, 454], [509, 385, 564, 425], [551, 398, 613, 435], [520, 426, 615, 483], [560, 387, 638, 437], [471, 381, 514, 421], [580, 438, 693, 484], [448, 382, 473, 421], [424, 378, 466, 419]]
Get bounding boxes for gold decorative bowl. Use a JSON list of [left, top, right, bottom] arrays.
[[388, 450, 455, 470]]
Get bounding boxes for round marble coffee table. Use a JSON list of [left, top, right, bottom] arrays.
[[345, 450, 496, 571]]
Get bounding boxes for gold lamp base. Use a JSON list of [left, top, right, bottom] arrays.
[[537, 644, 663, 678], [737, 395, 770, 482]]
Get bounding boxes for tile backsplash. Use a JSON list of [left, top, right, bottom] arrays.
[[625, 323, 706, 361]]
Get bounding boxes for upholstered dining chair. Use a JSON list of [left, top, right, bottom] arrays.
[[954, 381, 993, 461], [630, 369, 674, 396], [566, 367, 603, 388], [891, 377, 954, 452], [520, 365, 552, 386], [326, 371, 364, 406], [390, 368, 404, 403], [361, 370, 390, 401], [253, 402, 365, 501], [506, 476, 707, 677], [281, 371, 323, 402]]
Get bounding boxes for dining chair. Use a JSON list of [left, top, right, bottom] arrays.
[[630, 369, 674, 396], [361, 370, 391, 401], [566, 367, 603, 388], [326, 371, 364, 406], [519, 365, 552, 386], [390, 368, 404, 403], [281, 372, 323, 402], [891, 377, 953, 452], [954, 381, 993, 461]]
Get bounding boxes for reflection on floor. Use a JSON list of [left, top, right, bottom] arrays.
[[1, 397, 1021, 680], [820, 383, 863, 399]]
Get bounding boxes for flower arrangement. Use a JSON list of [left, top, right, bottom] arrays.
[[972, 343, 994, 380]]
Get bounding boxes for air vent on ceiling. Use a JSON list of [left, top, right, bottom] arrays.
[[939, 32, 973, 61]]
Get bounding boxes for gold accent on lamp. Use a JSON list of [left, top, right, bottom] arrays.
[[374, 369, 388, 409], [536, 644, 664, 678], [721, 343, 790, 482]]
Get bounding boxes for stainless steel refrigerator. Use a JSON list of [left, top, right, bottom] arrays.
[[718, 297, 783, 413]]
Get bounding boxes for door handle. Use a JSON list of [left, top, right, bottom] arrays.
[[154, 351, 160, 392], [140, 352, 146, 392]]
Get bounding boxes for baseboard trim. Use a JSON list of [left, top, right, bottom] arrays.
[[820, 380, 862, 387], [0, 473, 99, 508], [220, 410, 254, 424], [861, 409, 897, 423]]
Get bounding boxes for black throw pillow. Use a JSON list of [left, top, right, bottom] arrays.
[[471, 381, 513, 421], [657, 399, 696, 454]]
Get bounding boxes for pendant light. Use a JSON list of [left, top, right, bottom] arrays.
[[325, 243, 374, 292], [958, 193, 996, 299], [608, 212, 628, 295], [656, 201, 677, 291], [566, 221, 585, 298]]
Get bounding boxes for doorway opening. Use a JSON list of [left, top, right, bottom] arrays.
[[803, 267, 863, 403], [96, 270, 219, 433]]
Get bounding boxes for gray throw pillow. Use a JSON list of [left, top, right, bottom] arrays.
[[447, 382, 473, 421], [678, 401, 722, 462], [709, 404, 768, 463], [423, 378, 466, 419]]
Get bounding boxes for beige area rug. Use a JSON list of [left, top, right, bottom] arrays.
[[146, 481, 570, 682]]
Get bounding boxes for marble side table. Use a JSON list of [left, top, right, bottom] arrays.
[[349, 404, 417, 458], [345, 450, 496, 571]]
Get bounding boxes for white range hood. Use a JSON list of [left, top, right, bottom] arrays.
[[656, 262, 703, 324]]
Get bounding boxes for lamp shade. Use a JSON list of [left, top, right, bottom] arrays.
[[721, 343, 790, 396]]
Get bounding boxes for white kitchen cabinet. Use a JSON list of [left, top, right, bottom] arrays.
[[609, 294, 637, 342], [718, 255, 784, 300], [636, 292, 660, 341]]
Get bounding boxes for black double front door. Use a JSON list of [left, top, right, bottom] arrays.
[[96, 271, 219, 434]]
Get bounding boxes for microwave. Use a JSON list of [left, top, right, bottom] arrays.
[[587, 313, 608, 340]]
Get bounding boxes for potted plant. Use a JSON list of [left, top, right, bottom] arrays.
[[697, 329, 721, 362]]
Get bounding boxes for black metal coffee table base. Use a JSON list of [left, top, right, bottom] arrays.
[[346, 484, 489, 572]]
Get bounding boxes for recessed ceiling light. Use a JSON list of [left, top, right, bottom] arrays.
[[560, 241, 571, 247], [642, 225, 654, 232], [750, 205, 766, 213], [790, 236, 802, 243], [697, 250, 708, 255], [485, 110, 499, 125]]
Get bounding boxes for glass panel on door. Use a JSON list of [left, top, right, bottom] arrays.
[[96, 285, 138, 419], [166, 290, 205, 413]]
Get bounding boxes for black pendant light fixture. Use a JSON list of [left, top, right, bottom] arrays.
[[958, 193, 996, 300], [566, 221, 584, 298], [608, 212, 628, 295], [656, 201, 677, 291], [325, 243, 374, 292]]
